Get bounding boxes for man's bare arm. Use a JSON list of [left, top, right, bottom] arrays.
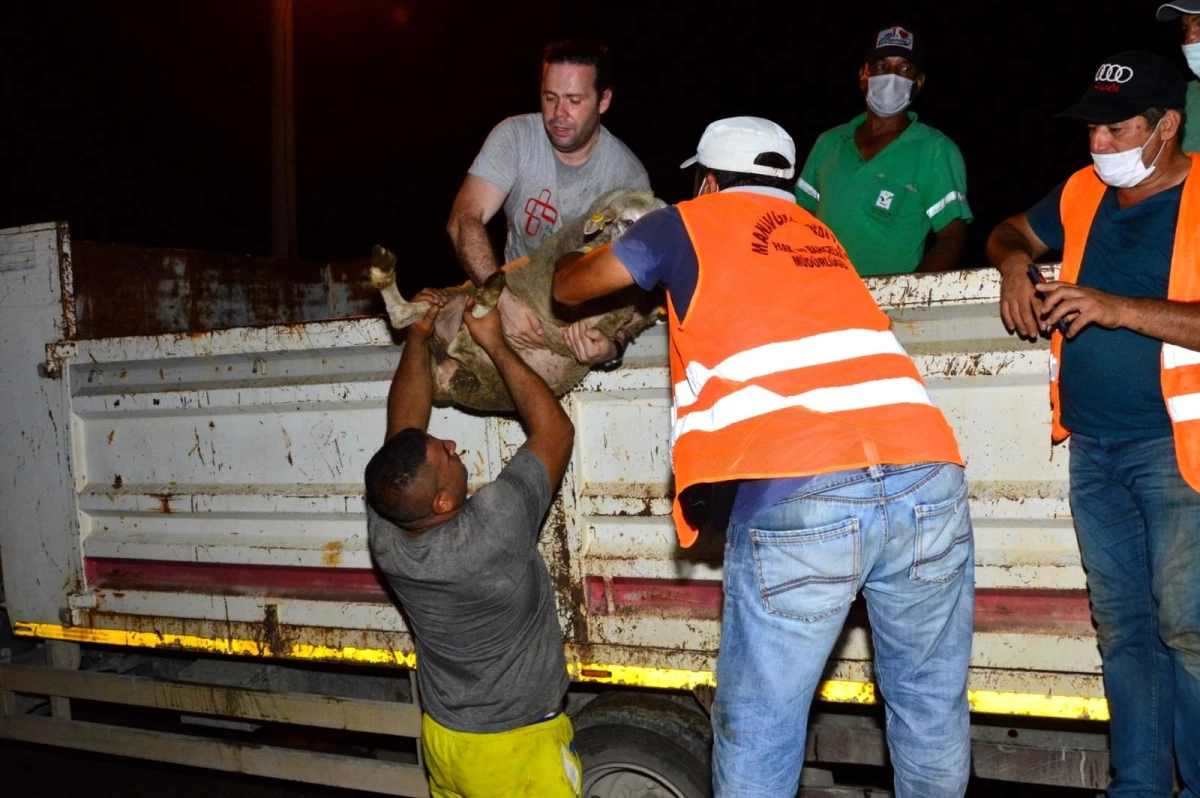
[[385, 289, 446, 442], [986, 213, 1052, 341], [446, 175, 506, 284], [446, 175, 545, 349], [1120, 299, 1200, 350], [462, 301, 574, 485], [1041, 284, 1200, 350], [915, 218, 967, 273], [552, 244, 638, 307]]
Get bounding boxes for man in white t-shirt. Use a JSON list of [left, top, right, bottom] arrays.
[[446, 39, 650, 364]]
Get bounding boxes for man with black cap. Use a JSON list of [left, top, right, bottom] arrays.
[[794, 22, 971, 276], [1158, 1, 1200, 153], [987, 50, 1200, 796], [554, 116, 974, 797]]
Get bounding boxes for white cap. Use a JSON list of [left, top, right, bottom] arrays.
[[679, 116, 796, 179]]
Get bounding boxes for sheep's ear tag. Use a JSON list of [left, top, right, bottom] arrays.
[[584, 213, 607, 235]]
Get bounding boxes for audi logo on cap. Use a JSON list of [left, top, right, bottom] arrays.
[[1095, 63, 1134, 84]]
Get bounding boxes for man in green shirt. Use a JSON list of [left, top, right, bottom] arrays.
[[1156, 2, 1200, 153], [795, 23, 972, 276]]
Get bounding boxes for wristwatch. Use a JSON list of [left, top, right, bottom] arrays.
[[595, 332, 628, 371]]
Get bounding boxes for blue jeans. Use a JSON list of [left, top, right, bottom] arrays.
[[711, 462, 974, 797], [1069, 433, 1200, 798]]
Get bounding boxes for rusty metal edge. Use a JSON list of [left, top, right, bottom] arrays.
[[56, 222, 77, 341]]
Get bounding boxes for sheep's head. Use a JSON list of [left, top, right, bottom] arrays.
[[581, 188, 668, 244]]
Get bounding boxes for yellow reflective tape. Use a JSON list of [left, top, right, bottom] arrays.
[[566, 666, 872, 707], [568, 661, 715, 691], [11, 622, 415, 666], [287, 642, 416, 668], [969, 689, 1109, 721], [15, 622, 1109, 721], [816, 679, 877, 705], [14, 621, 267, 656]]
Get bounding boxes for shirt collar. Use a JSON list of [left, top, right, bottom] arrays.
[[720, 185, 799, 202], [840, 111, 925, 142]]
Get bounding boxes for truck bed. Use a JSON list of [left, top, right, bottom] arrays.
[[0, 221, 1104, 725]]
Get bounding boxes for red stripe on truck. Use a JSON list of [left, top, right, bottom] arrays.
[[584, 575, 1093, 635], [84, 559, 1094, 636], [85, 557, 390, 602]]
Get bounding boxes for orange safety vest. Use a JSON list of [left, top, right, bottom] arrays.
[[1051, 152, 1200, 491], [668, 189, 964, 547]]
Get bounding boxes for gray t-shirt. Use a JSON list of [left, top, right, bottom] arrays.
[[367, 449, 567, 733], [468, 112, 651, 262]]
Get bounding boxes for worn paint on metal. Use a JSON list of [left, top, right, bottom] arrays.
[[56, 223, 78, 340], [43, 341, 76, 379], [866, 265, 1059, 310], [70, 241, 383, 339]]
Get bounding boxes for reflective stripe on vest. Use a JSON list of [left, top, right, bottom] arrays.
[[672, 377, 933, 443], [672, 327, 909, 411], [1163, 343, 1200, 421], [666, 191, 963, 546], [1053, 153, 1200, 490]]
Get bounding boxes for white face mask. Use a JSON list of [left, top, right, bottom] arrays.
[[1091, 124, 1165, 188], [866, 74, 914, 117], [1184, 42, 1200, 80]]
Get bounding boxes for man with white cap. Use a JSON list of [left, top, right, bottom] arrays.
[[1158, 1, 1200, 153], [553, 116, 974, 797]]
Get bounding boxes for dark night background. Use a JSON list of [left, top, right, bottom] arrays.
[[0, 4, 1163, 794], [0, 0, 1191, 297]]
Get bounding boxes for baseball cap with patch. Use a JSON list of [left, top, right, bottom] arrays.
[[679, 116, 796, 179], [1056, 50, 1186, 124], [865, 23, 925, 72], [1157, 1, 1200, 21]]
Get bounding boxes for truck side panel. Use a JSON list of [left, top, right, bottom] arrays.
[[0, 223, 85, 627], [1, 225, 1105, 721]]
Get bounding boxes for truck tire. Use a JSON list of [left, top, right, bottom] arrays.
[[572, 691, 712, 798]]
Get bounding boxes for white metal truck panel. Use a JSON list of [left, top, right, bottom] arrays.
[[0, 223, 85, 626]]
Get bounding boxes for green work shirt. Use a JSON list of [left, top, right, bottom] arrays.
[[795, 112, 972, 276], [1185, 81, 1200, 155]]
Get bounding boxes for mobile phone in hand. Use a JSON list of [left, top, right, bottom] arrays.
[[1026, 264, 1071, 334]]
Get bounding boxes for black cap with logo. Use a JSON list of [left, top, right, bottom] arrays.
[[864, 23, 925, 72], [1057, 50, 1187, 123], [1157, 1, 1200, 21]]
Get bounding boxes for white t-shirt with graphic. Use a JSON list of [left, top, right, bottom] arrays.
[[467, 113, 651, 263]]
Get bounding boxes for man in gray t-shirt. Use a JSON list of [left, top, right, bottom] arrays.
[[367, 449, 565, 731], [468, 112, 650, 266], [364, 288, 581, 795], [447, 39, 650, 366]]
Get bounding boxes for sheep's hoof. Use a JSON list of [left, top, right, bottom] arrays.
[[368, 265, 394, 290], [368, 245, 397, 288], [472, 272, 506, 318]]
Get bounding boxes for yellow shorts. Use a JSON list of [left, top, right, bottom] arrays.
[[421, 711, 583, 798]]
